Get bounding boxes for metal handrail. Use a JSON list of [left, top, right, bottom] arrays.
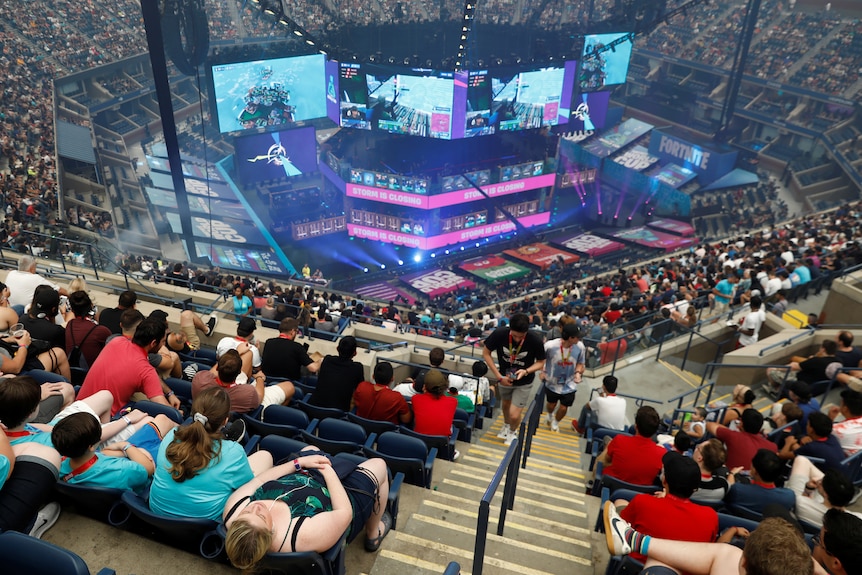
[[666, 381, 717, 411], [757, 326, 817, 356], [699, 362, 792, 389]]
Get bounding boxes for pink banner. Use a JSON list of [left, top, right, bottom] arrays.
[[646, 218, 696, 237], [348, 212, 550, 250], [354, 282, 418, 305], [553, 233, 625, 257], [345, 173, 555, 210], [611, 226, 698, 252], [402, 269, 476, 298]]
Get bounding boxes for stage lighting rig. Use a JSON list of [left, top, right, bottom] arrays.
[[454, 1, 476, 71]]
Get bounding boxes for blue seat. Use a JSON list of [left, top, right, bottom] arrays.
[[587, 429, 632, 470], [216, 523, 346, 575], [121, 489, 224, 559], [842, 449, 862, 487], [442, 562, 461, 575], [296, 400, 348, 423], [257, 434, 313, 462], [0, 530, 117, 575], [53, 481, 131, 526], [399, 426, 457, 461], [263, 404, 316, 430], [131, 400, 184, 424], [240, 405, 316, 440], [363, 431, 436, 488], [346, 412, 400, 439], [593, 461, 660, 497], [453, 408, 475, 443], [300, 418, 375, 456], [717, 512, 760, 535]]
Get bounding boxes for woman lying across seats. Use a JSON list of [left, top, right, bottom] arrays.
[[223, 446, 392, 572]]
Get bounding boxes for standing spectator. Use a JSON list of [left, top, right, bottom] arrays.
[[483, 313, 546, 446], [231, 286, 253, 319], [542, 324, 585, 432], [352, 361, 411, 425], [309, 336, 364, 412], [735, 295, 766, 347]]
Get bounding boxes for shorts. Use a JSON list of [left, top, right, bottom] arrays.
[[545, 389, 576, 407], [127, 422, 163, 462], [499, 384, 533, 409], [847, 375, 862, 393], [181, 323, 201, 351], [343, 466, 379, 543], [262, 384, 287, 407], [767, 368, 794, 387], [33, 394, 64, 424], [639, 567, 679, 575], [0, 457, 59, 532], [48, 400, 99, 426]]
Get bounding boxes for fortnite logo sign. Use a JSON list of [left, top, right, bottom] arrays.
[[657, 135, 710, 170]]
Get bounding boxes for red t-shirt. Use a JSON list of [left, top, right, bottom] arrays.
[[77, 337, 164, 415], [605, 434, 665, 485], [714, 426, 777, 470], [620, 493, 718, 568], [411, 393, 457, 437], [353, 381, 411, 425], [599, 338, 628, 364]]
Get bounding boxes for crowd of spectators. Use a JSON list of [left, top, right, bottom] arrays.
[[746, 10, 842, 81], [790, 20, 862, 96]]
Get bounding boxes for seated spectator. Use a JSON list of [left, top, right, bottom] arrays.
[[573, 375, 627, 434], [766, 340, 840, 394], [193, 350, 264, 414], [77, 318, 182, 415], [707, 384, 755, 428], [613, 451, 719, 565], [725, 449, 795, 516], [16, 287, 73, 381], [692, 439, 730, 504], [828, 388, 862, 456], [835, 330, 862, 368], [779, 412, 847, 472], [447, 361, 493, 407], [352, 361, 411, 425], [147, 311, 183, 381], [412, 369, 458, 441], [395, 347, 446, 398], [223, 447, 392, 571], [764, 401, 803, 433], [448, 386, 475, 414], [217, 317, 264, 383], [309, 336, 364, 412], [95, 290, 137, 335], [5, 255, 66, 309], [0, 428, 61, 536], [786, 455, 860, 528], [705, 408, 777, 471], [231, 286, 253, 319], [260, 318, 321, 380], [64, 290, 111, 368], [148, 387, 274, 521], [51, 410, 177, 492], [595, 405, 666, 487], [775, 380, 821, 430]]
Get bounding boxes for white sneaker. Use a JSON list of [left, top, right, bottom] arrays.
[[452, 449, 461, 461], [496, 424, 511, 439], [544, 412, 554, 426], [504, 428, 518, 446], [29, 502, 61, 539], [551, 418, 560, 432], [603, 500, 632, 556]]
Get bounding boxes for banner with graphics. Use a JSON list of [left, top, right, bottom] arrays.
[[648, 130, 738, 184], [401, 269, 476, 298], [503, 243, 580, 269], [610, 226, 698, 251], [149, 172, 239, 202], [354, 282, 418, 305], [189, 216, 268, 245], [459, 255, 531, 282], [646, 218, 696, 237], [612, 145, 659, 172], [192, 243, 287, 274], [550, 233, 624, 257]]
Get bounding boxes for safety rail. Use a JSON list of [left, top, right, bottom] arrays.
[[757, 327, 817, 357], [665, 381, 717, 413], [700, 362, 793, 391]]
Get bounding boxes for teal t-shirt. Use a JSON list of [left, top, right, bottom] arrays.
[[149, 428, 254, 521], [0, 454, 10, 490], [59, 453, 150, 493], [714, 279, 734, 304], [7, 424, 55, 448]]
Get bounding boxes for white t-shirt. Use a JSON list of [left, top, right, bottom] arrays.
[[543, 338, 586, 395], [738, 308, 766, 346], [764, 277, 782, 297], [217, 337, 261, 369], [5, 270, 60, 308], [588, 393, 627, 430]]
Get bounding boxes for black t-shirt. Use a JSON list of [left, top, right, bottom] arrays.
[[483, 327, 546, 386], [98, 307, 124, 335], [261, 337, 313, 380], [309, 355, 364, 411], [798, 355, 838, 384], [21, 315, 65, 350], [836, 347, 862, 369]]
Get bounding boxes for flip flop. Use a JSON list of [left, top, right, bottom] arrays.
[[364, 511, 392, 552]]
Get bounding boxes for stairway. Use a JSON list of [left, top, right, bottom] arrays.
[[367, 417, 597, 575]]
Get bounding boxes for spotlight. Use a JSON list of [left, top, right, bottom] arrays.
[[475, 242, 480, 247], [380, 264, 386, 270], [445, 250, 450, 255], [430, 253, 436, 258], [460, 246, 465, 251], [363, 267, 369, 273], [413, 254, 421, 263], [398, 260, 404, 266]]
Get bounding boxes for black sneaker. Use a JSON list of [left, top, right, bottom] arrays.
[[223, 419, 246, 442], [206, 316, 218, 336]]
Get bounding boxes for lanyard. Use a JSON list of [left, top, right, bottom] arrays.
[[560, 340, 572, 364], [508, 331, 524, 363], [3, 429, 34, 438], [63, 454, 99, 481], [215, 377, 235, 389]]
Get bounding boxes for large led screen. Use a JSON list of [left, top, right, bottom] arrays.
[[491, 66, 567, 132], [212, 54, 327, 133], [234, 126, 318, 185], [339, 63, 455, 139], [579, 33, 633, 92]]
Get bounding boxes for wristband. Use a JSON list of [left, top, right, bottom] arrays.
[[123, 444, 133, 457], [293, 458, 301, 472], [122, 415, 132, 425], [165, 391, 175, 398]]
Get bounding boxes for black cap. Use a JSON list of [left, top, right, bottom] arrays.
[[662, 451, 700, 498], [562, 324, 581, 339], [148, 309, 169, 322], [237, 317, 256, 336]]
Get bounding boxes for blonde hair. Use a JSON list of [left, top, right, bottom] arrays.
[[68, 277, 88, 294], [165, 387, 229, 481], [225, 518, 272, 574]]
